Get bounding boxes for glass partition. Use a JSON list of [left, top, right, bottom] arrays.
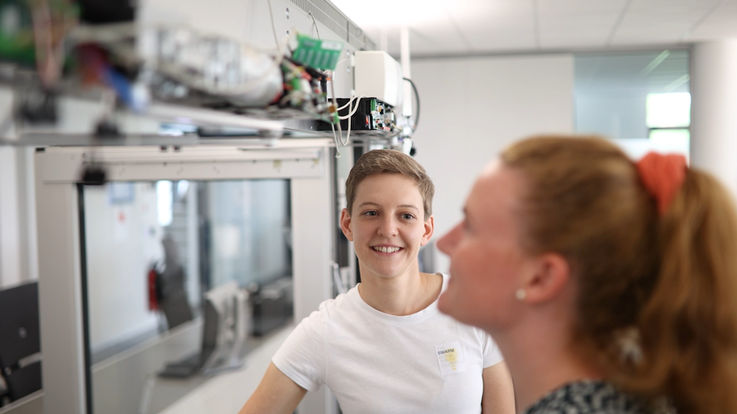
[[80, 179, 292, 414], [574, 49, 691, 159]]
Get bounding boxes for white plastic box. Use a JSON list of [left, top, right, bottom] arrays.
[[353, 51, 404, 107]]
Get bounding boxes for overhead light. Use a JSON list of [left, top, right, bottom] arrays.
[[640, 50, 670, 76]]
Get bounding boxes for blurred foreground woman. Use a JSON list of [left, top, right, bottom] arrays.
[[438, 135, 737, 414]]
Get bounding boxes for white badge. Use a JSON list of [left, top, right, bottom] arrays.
[[435, 341, 465, 375]]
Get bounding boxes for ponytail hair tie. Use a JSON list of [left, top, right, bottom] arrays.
[[636, 152, 687, 215]]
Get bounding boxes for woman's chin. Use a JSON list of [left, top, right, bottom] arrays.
[[437, 290, 453, 315]]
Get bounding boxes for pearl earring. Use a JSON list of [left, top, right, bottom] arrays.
[[515, 289, 527, 301]]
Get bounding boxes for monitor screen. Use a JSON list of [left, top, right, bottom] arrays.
[[0, 282, 40, 368]]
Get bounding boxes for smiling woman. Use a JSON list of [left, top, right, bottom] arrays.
[[239, 149, 515, 414]]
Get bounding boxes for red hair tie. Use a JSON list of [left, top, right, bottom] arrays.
[[636, 152, 687, 215]]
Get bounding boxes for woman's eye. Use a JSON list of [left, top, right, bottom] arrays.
[[363, 210, 377, 216], [401, 213, 416, 220]]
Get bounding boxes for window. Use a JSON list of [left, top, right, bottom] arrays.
[[575, 50, 690, 159]]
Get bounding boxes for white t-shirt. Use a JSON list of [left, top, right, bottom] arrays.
[[272, 274, 503, 414]]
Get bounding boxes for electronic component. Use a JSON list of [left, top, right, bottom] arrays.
[[278, 57, 330, 116], [152, 27, 282, 107], [319, 97, 396, 133], [291, 34, 343, 71], [0, 0, 35, 66], [353, 51, 403, 107]]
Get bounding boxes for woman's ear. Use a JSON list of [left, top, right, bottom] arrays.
[[420, 215, 435, 246], [339, 208, 354, 241], [523, 253, 570, 304]]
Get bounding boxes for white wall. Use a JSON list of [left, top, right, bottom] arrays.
[[0, 147, 22, 288], [411, 54, 575, 272], [1, 86, 38, 289], [83, 183, 164, 352], [0, 146, 37, 289], [691, 40, 737, 198]]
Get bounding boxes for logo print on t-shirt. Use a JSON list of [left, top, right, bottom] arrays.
[[435, 342, 464, 375]]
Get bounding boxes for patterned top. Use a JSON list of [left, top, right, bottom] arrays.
[[523, 380, 674, 414]]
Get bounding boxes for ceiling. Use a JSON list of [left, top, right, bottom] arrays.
[[330, 0, 737, 57]]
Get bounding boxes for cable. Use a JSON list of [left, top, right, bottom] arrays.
[[328, 70, 348, 147], [338, 97, 361, 120], [403, 77, 420, 132], [344, 96, 353, 144], [308, 12, 321, 40], [336, 94, 358, 111], [266, 0, 281, 52], [327, 71, 341, 155]]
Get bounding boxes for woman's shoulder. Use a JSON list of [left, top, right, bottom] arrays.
[[307, 285, 360, 318], [523, 380, 673, 414]]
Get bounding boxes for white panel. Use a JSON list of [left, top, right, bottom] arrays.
[[465, 28, 537, 52], [0, 147, 21, 288], [448, 0, 534, 52], [612, 0, 722, 45], [290, 148, 337, 414], [627, 0, 715, 13], [411, 54, 574, 272], [539, 21, 612, 49], [408, 23, 472, 56], [536, 0, 629, 13], [35, 176, 87, 414], [681, 1, 737, 40]]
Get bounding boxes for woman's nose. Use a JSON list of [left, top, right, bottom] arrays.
[[437, 223, 461, 254], [377, 215, 398, 237]]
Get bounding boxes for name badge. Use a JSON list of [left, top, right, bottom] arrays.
[[435, 341, 465, 375]]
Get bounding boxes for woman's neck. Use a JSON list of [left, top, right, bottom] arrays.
[[494, 320, 602, 412], [357, 270, 442, 316]]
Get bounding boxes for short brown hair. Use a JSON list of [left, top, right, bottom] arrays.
[[345, 149, 434, 217]]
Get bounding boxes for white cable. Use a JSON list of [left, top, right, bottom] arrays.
[[327, 72, 341, 155], [328, 70, 348, 146], [338, 97, 362, 120], [343, 95, 354, 145], [336, 94, 357, 111], [344, 112, 352, 145]]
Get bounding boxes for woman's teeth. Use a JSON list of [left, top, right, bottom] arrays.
[[373, 246, 400, 253]]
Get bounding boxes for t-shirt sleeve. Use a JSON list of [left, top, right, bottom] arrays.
[[271, 308, 326, 391], [480, 329, 504, 368]]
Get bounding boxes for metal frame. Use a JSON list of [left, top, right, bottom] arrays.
[[34, 140, 336, 414]]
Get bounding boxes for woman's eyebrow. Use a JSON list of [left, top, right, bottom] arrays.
[[357, 202, 419, 211]]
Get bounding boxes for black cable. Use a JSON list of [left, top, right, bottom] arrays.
[[403, 77, 420, 132]]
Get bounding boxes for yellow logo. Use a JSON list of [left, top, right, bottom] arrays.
[[438, 347, 458, 371]]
